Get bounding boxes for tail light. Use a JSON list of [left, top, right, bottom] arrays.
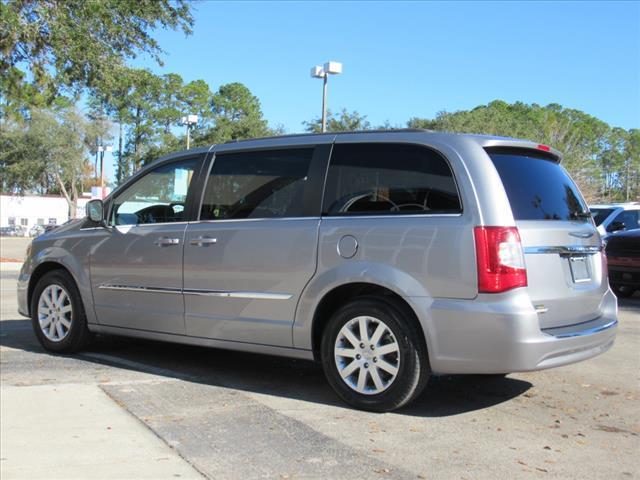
[[474, 226, 527, 293]]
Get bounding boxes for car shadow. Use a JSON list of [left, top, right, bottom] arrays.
[[0, 318, 531, 417]]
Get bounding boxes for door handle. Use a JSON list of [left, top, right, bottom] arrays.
[[154, 237, 180, 247], [190, 236, 218, 247]]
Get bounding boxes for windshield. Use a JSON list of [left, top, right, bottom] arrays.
[[487, 149, 590, 221], [590, 208, 614, 226]]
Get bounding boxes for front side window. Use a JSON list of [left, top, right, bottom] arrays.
[[111, 159, 197, 226], [200, 149, 313, 220], [609, 210, 640, 231], [322, 143, 461, 216]]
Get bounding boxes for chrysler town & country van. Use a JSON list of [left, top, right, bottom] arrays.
[[18, 130, 618, 411]]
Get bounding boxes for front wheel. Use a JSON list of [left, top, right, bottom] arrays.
[[321, 296, 429, 412], [31, 270, 92, 353]]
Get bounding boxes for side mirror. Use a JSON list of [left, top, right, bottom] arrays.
[[607, 221, 626, 233], [86, 199, 104, 224]]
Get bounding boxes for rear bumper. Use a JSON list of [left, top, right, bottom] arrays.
[[411, 288, 618, 374]]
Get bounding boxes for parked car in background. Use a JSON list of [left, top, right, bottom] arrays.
[[605, 229, 640, 298], [17, 130, 618, 412], [590, 203, 640, 237], [0, 225, 28, 237]]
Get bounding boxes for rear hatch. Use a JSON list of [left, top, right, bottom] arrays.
[[486, 147, 606, 330]]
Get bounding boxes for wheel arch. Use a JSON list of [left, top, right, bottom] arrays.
[[308, 282, 429, 363], [27, 262, 78, 316]]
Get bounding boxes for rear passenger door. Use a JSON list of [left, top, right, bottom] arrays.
[[317, 140, 476, 300], [183, 144, 330, 347]]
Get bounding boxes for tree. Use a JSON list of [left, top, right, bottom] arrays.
[[408, 100, 636, 202], [304, 109, 372, 133], [0, 0, 193, 110], [0, 107, 93, 218], [196, 82, 270, 145]]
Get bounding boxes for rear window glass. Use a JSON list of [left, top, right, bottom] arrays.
[[487, 149, 589, 221]]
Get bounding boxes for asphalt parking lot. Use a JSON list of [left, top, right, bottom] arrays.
[[1, 266, 638, 479]]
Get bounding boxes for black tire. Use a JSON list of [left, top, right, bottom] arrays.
[[321, 296, 430, 412], [612, 285, 635, 298], [30, 270, 92, 353]]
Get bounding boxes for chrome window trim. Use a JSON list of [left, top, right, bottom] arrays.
[[323, 213, 464, 220], [524, 245, 602, 255], [98, 284, 292, 300], [188, 217, 320, 225]]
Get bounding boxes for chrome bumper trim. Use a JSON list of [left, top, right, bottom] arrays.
[[542, 318, 618, 339]]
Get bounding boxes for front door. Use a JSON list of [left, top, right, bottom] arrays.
[[90, 156, 202, 334], [183, 145, 329, 347]]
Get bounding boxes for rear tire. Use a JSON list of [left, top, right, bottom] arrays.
[[321, 296, 430, 412], [31, 270, 92, 353]]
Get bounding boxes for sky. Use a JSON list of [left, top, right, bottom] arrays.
[[103, 0, 640, 179]]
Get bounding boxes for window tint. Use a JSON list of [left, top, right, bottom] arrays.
[[111, 158, 197, 226], [590, 208, 614, 226], [609, 210, 640, 231], [322, 143, 461, 216], [200, 149, 313, 220], [487, 149, 589, 221]]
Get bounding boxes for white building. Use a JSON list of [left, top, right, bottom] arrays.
[[0, 194, 92, 228]]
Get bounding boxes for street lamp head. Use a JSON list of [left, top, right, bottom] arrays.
[[323, 61, 343, 75], [105, 146, 113, 152], [310, 65, 325, 78], [181, 114, 199, 126]]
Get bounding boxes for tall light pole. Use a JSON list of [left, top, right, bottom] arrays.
[[97, 145, 113, 197], [311, 61, 343, 133], [182, 114, 199, 149]]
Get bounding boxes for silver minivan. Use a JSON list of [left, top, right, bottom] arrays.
[[18, 130, 618, 412]]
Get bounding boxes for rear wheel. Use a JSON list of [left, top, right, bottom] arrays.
[[31, 270, 92, 353], [321, 296, 429, 412]]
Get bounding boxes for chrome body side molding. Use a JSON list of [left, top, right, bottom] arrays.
[[98, 284, 292, 300], [98, 285, 182, 294], [182, 289, 293, 300]]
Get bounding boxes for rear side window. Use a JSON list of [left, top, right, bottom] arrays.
[[200, 148, 313, 220], [322, 143, 461, 216], [487, 149, 589, 221]]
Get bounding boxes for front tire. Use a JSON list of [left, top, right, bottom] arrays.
[[321, 296, 429, 412], [31, 270, 92, 353]]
